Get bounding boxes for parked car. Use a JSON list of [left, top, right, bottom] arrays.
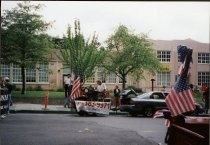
[[120, 89, 139, 105], [120, 90, 204, 117], [120, 91, 168, 117]]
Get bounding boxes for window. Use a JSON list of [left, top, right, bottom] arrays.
[[97, 67, 106, 83], [156, 72, 170, 86], [198, 53, 210, 64], [107, 73, 116, 83], [86, 75, 95, 83], [13, 64, 22, 82], [0, 63, 10, 78], [38, 64, 49, 82], [157, 51, 171, 62], [62, 64, 71, 74], [198, 72, 210, 86], [0, 63, 49, 83], [26, 69, 36, 82]]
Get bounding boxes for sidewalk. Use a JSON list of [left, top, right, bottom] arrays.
[[9, 103, 128, 115]]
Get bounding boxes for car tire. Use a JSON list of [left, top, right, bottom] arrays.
[[143, 106, 154, 117], [77, 110, 88, 116]]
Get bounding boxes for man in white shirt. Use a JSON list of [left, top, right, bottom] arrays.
[[96, 80, 106, 101], [64, 74, 72, 108]]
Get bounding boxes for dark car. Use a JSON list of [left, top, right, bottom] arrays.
[[120, 91, 168, 117], [120, 89, 139, 105], [120, 90, 204, 117]]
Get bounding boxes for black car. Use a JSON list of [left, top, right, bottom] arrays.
[[120, 91, 168, 117], [120, 89, 139, 105], [120, 90, 204, 117]]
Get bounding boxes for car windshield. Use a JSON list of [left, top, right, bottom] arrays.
[[137, 92, 152, 99]]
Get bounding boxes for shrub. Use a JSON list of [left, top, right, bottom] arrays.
[[34, 85, 43, 91], [26, 86, 33, 91], [56, 87, 64, 92]]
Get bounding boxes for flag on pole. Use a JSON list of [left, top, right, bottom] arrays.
[[165, 46, 195, 117], [70, 76, 81, 100]]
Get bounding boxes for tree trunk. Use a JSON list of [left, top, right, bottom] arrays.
[[122, 74, 126, 90], [21, 66, 25, 94]]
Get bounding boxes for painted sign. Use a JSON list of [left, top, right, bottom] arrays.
[[75, 100, 111, 115]]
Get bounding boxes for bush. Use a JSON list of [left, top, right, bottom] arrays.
[[26, 86, 33, 91], [56, 87, 64, 92], [126, 86, 143, 93], [34, 85, 43, 91]]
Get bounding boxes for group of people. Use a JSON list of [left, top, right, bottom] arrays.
[[63, 75, 121, 109]]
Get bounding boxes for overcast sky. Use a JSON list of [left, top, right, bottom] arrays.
[[1, 1, 210, 44]]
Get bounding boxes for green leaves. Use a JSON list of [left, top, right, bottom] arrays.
[[1, 1, 52, 94], [105, 24, 161, 89], [60, 20, 106, 82]]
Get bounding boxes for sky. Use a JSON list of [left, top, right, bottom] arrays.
[[1, 1, 210, 44]]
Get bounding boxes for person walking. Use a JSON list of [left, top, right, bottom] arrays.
[[114, 85, 121, 110]]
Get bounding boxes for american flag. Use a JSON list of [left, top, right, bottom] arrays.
[[165, 46, 195, 117], [177, 45, 192, 75], [70, 76, 81, 100]]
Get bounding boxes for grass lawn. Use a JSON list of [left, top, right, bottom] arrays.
[[11, 90, 203, 105], [12, 91, 64, 99], [12, 91, 65, 105]]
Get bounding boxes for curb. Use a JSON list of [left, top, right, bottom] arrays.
[[10, 109, 129, 116]]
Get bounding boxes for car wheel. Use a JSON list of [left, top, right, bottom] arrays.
[[143, 106, 154, 117], [77, 110, 88, 116]]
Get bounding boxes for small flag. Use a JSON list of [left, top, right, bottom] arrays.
[[70, 76, 81, 100], [165, 46, 195, 117]]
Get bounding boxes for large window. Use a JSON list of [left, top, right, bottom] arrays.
[[0, 63, 49, 83], [0, 63, 10, 78], [156, 72, 170, 86], [157, 51, 171, 62], [26, 69, 36, 82], [86, 75, 95, 83], [107, 73, 117, 83], [198, 72, 210, 86], [38, 64, 49, 83], [97, 67, 106, 83], [62, 64, 71, 74], [198, 53, 210, 64], [13, 64, 22, 82]]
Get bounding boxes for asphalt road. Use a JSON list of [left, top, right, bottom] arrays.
[[0, 114, 167, 145]]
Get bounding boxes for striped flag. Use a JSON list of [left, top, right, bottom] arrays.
[[70, 76, 81, 100], [165, 46, 195, 117]]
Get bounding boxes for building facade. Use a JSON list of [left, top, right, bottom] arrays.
[[1, 39, 209, 92]]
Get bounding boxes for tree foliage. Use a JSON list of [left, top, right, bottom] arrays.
[[1, 1, 53, 94], [105, 25, 161, 89], [60, 20, 106, 83]]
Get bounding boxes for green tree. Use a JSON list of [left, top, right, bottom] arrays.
[[1, 1, 52, 94], [60, 20, 106, 83], [105, 25, 161, 89]]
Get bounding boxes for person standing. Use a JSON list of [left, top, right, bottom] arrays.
[[114, 85, 121, 109], [4, 77, 13, 113], [202, 85, 209, 114], [64, 74, 72, 108], [96, 80, 107, 101]]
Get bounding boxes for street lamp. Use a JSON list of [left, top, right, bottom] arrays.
[[151, 79, 155, 91]]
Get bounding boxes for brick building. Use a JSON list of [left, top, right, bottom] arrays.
[[1, 39, 209, 92]]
